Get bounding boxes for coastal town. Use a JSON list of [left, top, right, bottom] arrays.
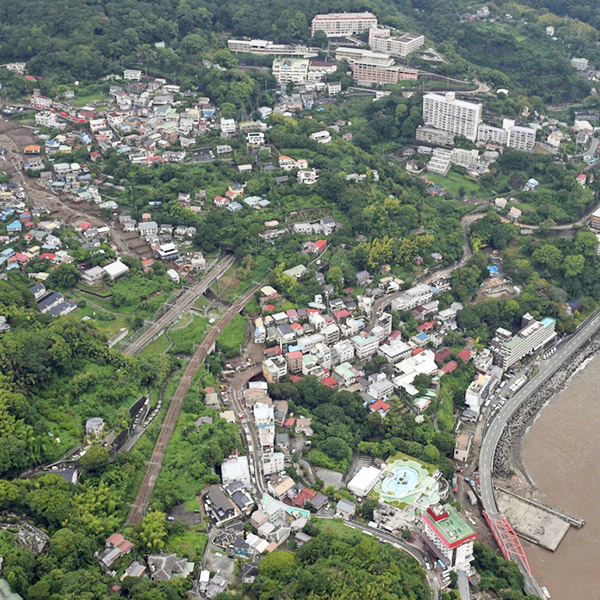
[[1, 3, 600, 600]]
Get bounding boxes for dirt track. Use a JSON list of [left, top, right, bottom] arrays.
[[0, 117, 150, 258]]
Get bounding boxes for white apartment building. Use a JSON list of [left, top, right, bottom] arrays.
[[311, 12, 378, 37], [427, 148, 451, 176], [489, 313, 556, 370], [422, 504, 476, 572], [247, 131, 265, 147], [262, 452, 285, 476], [571, 57, 589, 71], [220, 118, 236, 135], [253, 402, 274, 427], [378, 339, 411, 363], [477, 123, 509, 145], [333, 340, 355, 363], [507, 125, 536, 152], [221, 455, 251, 488], [322, 323, 341, 344], [423, 92, 482, 142], [450, 148, 479, 167], [478, 118, 536, 152], [123, 69, 142, 81], [368, 27, 424, 57], [416, 126, 455, 147], [391, 284, 434, 312], [227, 39, 317, 58], [297, 168, 319, 185], [351, 333, 379, 359], [272, 57, 309, 84]]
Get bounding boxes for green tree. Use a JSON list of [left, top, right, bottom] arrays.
[[138, 510, 168, 551]]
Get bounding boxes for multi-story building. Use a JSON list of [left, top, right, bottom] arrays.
[[415, 126, 455, 147], [272, 57, 310, 84], [227, 39, 317, 57], [262, 356, 288, 382], [571, 57, 589, 71], [427, 148, 451, 176], [477, 123, 509, 145], [478, 119, 536, 152], [255, 318, 266, 344], [378, 339, 411, 363], [423, 92, 482, 142], [351, 333, 379, 359], [123, 69, 142, 81], [312, 342, 332, 370], [368, 27, 424, 57], [322, 322, 341, 345], [489, 313, 556, 370], [590, 206, 600, 230], [422, 504, 476, 571], [391, 284, 434, 312], [311, 12, 378, 37], [262, 452, 285, 476], [450, 148, 480, 168], [333, 340, 355, 363], [350, 60, 418, 85], [507, 125, 536, 152], [285, 350, 303, 374]]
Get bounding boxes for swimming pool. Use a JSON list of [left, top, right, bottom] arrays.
[[381, 467, 419, 498]]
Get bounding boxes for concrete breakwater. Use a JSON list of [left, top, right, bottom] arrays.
[[494, 334, 600, 478]]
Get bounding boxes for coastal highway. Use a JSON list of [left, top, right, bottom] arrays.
[[479, 307, 600, 595], [125, 281, 264, 524], [122, 254, 235, 355]]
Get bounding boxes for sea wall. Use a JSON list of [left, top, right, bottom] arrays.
[[494, 335, 600, 477]]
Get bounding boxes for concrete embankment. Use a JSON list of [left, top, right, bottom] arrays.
[[494, 335, 600, 478]]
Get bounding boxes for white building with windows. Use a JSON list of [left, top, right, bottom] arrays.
[[489, 313, 556, 370], [422, 504, 476, 572], [272, 58, 309, 84], [311, 12, 378, 37], [423, 92, 482, 142], [368, 27, 424, 57]]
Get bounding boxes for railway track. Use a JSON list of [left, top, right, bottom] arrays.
[[122, 254, 235, 356], [125, 281, 264, 524]]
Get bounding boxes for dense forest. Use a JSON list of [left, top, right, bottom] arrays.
[[246, 526, 432, 600], [0, 0, 597, 102]]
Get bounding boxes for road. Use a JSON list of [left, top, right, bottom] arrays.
[[122, 254, 236, 355], [230, 383, 267, 496], [479, 307, 600, 595], [125, 281, 264, 524], [344, 520, 441, 600]]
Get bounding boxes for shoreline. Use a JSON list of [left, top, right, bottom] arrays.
[[494, 332, 600, 486]]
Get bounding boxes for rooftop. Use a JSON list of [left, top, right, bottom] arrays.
[[424, 504, 475, 548]]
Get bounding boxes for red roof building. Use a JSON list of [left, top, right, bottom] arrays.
[[283, 418, 296, 428], [322, 376, 339, 389], [315, 239, 327, 252], [292, 488, 317, 507], [441, 360, 458, 374], [78, 220, 92, 231], [417, 320, 435, 332], [457, 349, 471, 362], [412, 347, 424, 355], [435, 348, 453, 364], [370, 399, 390, 413], [334, 309, 350, 320]]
